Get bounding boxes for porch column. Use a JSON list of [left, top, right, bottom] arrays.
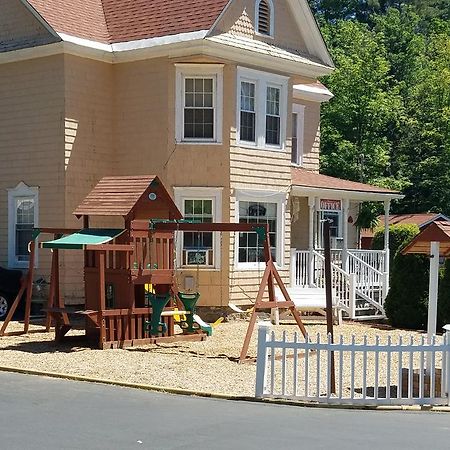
[[427, 241, 440, 373], [342, 199, 349, 272], [308, 197, 315, 286], [383, 200, 391, 289]]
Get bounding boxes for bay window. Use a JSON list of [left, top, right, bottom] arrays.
[[237, 67, 288, 150]]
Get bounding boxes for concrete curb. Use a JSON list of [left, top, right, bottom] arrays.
[[0, 365, 449, 413]]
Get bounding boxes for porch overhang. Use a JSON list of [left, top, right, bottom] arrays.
[[291, 185, 403, 202], [291, 168, 403, 202]]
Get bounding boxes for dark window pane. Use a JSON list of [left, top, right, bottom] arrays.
[[240, 111, 255, 142], [266, 115, 280, 145]]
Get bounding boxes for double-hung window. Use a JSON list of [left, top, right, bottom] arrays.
[[174, 188, 223, 269], [237, 67, 288, 149], [235, 190, 286, 269], [183, 199, 214, 266], [175, 64, 223, 144], [8, 182, 39, 268]]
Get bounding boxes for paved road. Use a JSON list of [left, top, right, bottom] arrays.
[[0, 372, 449, 450]]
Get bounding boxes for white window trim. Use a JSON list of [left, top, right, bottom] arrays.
[[236, 66, 288, 151], [7, 182, 39, 269], [175, 63, 224, 144], [234, 189, 286, 270], [255, 0, 275, 38], [173, 187, 223, 270], [291, 103, 305, 166]]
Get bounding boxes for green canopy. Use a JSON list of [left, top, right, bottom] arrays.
[[41, 229, 125, 250]]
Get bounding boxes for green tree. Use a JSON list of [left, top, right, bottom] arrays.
[[319, 20, 401, 185]]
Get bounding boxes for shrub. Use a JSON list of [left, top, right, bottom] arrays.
[[384, 250, 429, 330], [372, 223, 420, 268]]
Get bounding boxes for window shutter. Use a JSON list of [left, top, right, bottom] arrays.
[[257, 0, 271, 35]]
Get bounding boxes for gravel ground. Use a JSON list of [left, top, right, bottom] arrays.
[[0, 318, 433, 398]]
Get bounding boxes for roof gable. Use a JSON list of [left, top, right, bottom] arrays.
[[402, 221, 450, 256], [209, 0, 332, 67], [0, 0, 59, 52], [73, 175, 182, 220]]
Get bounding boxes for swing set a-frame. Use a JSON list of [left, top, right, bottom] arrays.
[[150, 220, 307, 362]]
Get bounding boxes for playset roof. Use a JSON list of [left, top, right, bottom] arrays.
[[73, 175, 182, 219]]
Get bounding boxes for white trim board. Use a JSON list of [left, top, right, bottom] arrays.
[[291, 185, 404, 202]]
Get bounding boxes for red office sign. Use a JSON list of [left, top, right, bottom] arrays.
[[320, 199, 341, 211]]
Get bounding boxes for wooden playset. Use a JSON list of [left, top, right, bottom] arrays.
[[0, 175, 306, 361]]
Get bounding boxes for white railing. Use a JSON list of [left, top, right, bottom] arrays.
[[255, 323, 450, 406], [348, 249, 386, 273], [347, 252, 387, 316], [292, 250, 353, 314], [292, 249, 388, 319]]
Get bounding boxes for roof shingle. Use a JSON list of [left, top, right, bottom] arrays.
[[291, 167, 399, 195], [27, 0, 230, 44]]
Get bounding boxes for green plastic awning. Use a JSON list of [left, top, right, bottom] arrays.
[[41, 229, 125, 250]]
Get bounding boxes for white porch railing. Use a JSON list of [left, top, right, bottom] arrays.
[[255, 323, 450, 406], [291, 249, 387, 319], [348, 252, 388, 317]]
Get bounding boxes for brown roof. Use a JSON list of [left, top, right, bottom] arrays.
[[27, 0, 229, 44], [291, 167, 399, 194], [361, 214, 449, 238], [73, 175, 182, 219], [402, 221, 450, 256]]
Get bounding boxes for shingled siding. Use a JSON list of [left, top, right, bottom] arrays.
[[228, 75, 293, 304], [0, 55, 65, 281], [0, 0, 58, 52], [296, 99, 320, 173], [62, 55, 116, 303]]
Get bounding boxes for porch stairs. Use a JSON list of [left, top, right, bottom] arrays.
[[291, 249, 389, 320]]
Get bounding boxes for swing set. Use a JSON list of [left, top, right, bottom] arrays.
[[0, 175, 307, 361]]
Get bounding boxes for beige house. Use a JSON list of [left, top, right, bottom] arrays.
[[0, 0, 401, 319]]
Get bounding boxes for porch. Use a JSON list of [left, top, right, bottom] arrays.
[[290, 168, 403, 320]]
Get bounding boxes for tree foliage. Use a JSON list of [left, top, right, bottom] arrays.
[[310, 0, 450, 214]]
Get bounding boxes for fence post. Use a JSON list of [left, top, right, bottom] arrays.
[[444, 325, 450, 405], [349, 273, 356, 319], [382, 272, 389, 303], [290, 248, 297, 287], [255, 322, 271, 398]]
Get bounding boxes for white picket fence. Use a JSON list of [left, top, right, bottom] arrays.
[[255, 323, 450, 406]]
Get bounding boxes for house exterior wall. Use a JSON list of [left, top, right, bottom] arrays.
[[61, 54, 116, 302], [0, 55, 65, 281], [112, 56, 233, 307], [293, 98, 320, 172], [0, 0, 58, 52], [0, 0, 329, 308]]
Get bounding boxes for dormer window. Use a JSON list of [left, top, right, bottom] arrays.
[[256, 0, 273, 36]]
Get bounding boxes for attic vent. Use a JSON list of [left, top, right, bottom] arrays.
[[257, 0, 272, 35]]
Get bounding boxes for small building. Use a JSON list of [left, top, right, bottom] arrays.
[[361, 213, 450, 250]]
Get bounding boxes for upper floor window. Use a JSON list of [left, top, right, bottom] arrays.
[[7, 182, 39, 268], [237, 67, 288, 150], [175, 64, 223, 144], [291, 104, 305, 165], [256, 0, 274, 36]]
